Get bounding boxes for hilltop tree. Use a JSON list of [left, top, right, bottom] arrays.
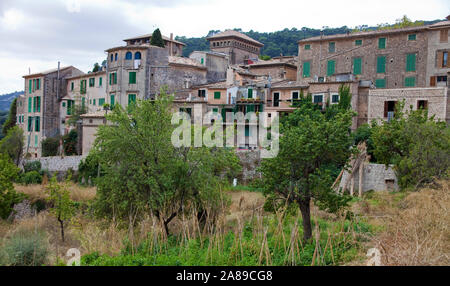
[[92, 88, 239, 235], [260, 93, 354, 242], [150, 28, 165, 48], [2, 98, 17, 137], [92, 63, 101, 72]]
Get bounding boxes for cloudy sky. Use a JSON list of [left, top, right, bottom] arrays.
[[0, 0, 448, 94]]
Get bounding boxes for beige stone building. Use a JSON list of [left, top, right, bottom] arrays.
[[123, 33, 185, 57]]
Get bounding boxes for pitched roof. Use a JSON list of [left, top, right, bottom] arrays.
[[168, 56, 207, 69], [207, 30, 264, 47], [192, 81, 228, 89], [23, 66, 76, 78], [271, 80, 308, 89], [66, 70, 106, 80], [123, 34, 186, 46]]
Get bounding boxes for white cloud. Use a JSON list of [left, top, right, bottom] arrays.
[[65, 0, 81, 13], [0, 9, 25, 30]]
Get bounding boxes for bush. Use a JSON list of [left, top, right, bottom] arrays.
[[21, 171, 42, 185], [78, 153, 101, 185], [0, 153, 24, 219], [1, 229, 49, 266], [42, 137, 60, 157], [24, 161, 41, 173], [63, 130, 78, 156]]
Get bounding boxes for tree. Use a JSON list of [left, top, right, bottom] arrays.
[[260, 94, 354, 242], [63, 130, 78, 156], [45, 177, 75, 242], [92, 88, 238, 235], [371, 102, 450, 189], [0, 126, 24, 166], [67, 104, 87, 127], [92, 63, 101, 73], [0, 153, 24, 219], [150, 28, 165, 48], [42, 136, 60, 157], [2, 98, 17, 137]]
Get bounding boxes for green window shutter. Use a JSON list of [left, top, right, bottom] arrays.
[[34, 135, 38, 147], [110, 95, 115, 106], [375, 79, 386, 88], [93, 99, 96, 106], [214, 91, 221, 99], [33, 97, 36, 112], [405, 77, 416, 87], [28, 97, 32, 112], [377, 56, 386, 73], [353, 58, 362, 75], [62, 102, 66, 107], [245, 125, 250, 137], [201, 58, 204, 64], [129, 72, 136, 84], [128, 94, 136, 104], [408, 34, 416, 41], [355, 39, 362, 46], [71, 82, 74, 91], [114, 73, 117, 84], [248, 89, 253, 98], [303, 61, 310, 78], [27, 117, 32, 131], [99, 98, 105, 106], [35, 116, 40, 132], [304, 44, 311, 50], [37, 96, 40, 112], [99, 77, 102, 86], [33, 79, 36, 91], [29, 80, 32, 94], [89, 78, 95, 87], [327, 60, 335, 76], [378, 38, 386, 49], [82, 97, 85, 109], [109, 73, 112, 85], [212, 108, 218, 113], [406, 53, 416, 72]]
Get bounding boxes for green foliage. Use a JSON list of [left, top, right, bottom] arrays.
[[259, 55, 271, 60], [150, 28, 165, 48], [45, 177, 75, 242], [63, 130, 78, 156], [371, 103, 450, 189], [0, 229, 49, 266], [0, 111, 8, 140], [24, 161, 41, 173], [352, 124, 376, 162], [21, 170, 42, 185], [42, 136, 60, 157], [2, 98, 17, 137], [67, 104, 87, 127], [0, 126, 24, 165], [78, 152, 102, 185], [260, 94, 355, 241], [92, 88, 238, 234], [377, 15, 425, 30], [92, 63, 101, 72], [0, 153, 23, 219]]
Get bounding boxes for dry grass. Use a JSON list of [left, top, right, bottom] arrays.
[[358, 180, 450, 266], [14, 183, 96, 202]]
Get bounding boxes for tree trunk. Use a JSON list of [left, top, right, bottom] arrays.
[[58, 217, 65, 242], [298, 198, 312, 242]]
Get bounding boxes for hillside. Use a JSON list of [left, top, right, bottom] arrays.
[[0, 91, 22, 112], [176, 19, 443, 58]]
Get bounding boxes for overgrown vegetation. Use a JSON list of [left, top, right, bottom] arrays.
[[0, 153, 25, 219], [0, 229, 49, 266]]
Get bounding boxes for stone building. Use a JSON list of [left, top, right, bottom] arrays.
[[243, 56, 298, 81], [21, 66, 83, 158], [189, 51, 229, 83], [207, 30, 264, 65], [426, 19, 450, 87], [123, 33, 186, 57]]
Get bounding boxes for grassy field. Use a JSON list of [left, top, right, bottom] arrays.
[[0, 181, 448, 266]]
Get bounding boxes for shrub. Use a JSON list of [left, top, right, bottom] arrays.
[[0, 153, 24, 219], [21, 171, 42, 185], [42, 137, 60, 157], [63, 130, 78, 156], [1, 229, 49, 266], [24, 161, 41, 173], [78, 152, 101, 185]]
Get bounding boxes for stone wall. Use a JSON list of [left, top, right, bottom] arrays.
[[25, 155, 84, 172], [235, 150, 261, 183], [339, 163, 398, 193]]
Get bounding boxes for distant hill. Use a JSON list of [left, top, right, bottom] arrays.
[[0, 91, 22, 112], [176, 19, 444, 58]]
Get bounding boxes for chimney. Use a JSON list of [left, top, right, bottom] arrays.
[[170, 33, 174, 56], [447, 15, 450, 21]]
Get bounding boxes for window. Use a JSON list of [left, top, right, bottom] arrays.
[[93, 99, 96, 106], [406, 53, 416, 72], [248, 88, 253, 99], [212, 108, 218, 113], [353, 57, 362, 75], [36, 79, 40, 90], [408, 34, 416, 41], [67, 100, 74, 115], [375, 78, 386, 88], [304, 44, 311, 50], [201, 58, 204, 64], [35, 116, 40, 132], [82, 97, 85, 109], [128, 94, 136, 105], [214, 91, 221, 99], [417, 100, 428, 110], [109, 73, 117, 85], [62, 102, 66, 107], [331, 94, 339, 103], [99, 77, 103, 86], [36, 96, 40, 112], [440, 29, 448, 43], [327, 60, 335, 76], [198, 89, 206, 97], [329, 42, 335, 53], [125, 52, 132, 60], [377, 56, 386, 73], [378, 38, 386, 49], [110, 54, 114, 62], [273, 92, 280, 107], [313, 94, 323, 103], [28, 97, 32, 113], [99, 98, 105, 106], [135, 52, 141, 60], [29, 79, 32, 94], [303, 61, 310, 78], [89, 78, 95, 87], [180, 107, 192, 117], [404, 76, 416, 87], [110, 94, 115, 107], [81, 80, 87, 94], [115, 53, 118, 61], [33, 97, 36, 112], [292, 91, 299, 102], [443, 52, 448, 67], [384, 101, 397, 119], [129, 72, 136, 84], [71, 82, 74, 91], [27, 117, 33, 131], [355, 39, 362, 46]]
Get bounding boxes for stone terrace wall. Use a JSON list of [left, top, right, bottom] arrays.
[[25, 155, 84, 172], [339, 163, 398, 193]]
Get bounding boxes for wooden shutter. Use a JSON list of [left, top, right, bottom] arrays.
[[436, 51, 443, 68], [303, 62, 310, 78], [353, 58, 362, 75], [377, 56, 386, 73], [430, 76, 436, 86], [440, 29, 448, 43], [29, 80, 32, 94], [384, 101, 388, 117]]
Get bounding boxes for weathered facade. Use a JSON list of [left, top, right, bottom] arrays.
[[189, 51, 229, 83], [123, 33, 186, 57]]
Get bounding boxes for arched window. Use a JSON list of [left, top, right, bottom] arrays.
[[110, 54, 114, 62], [135, 52, 141, 60], [115, 53, 118, 61], [125, 51, 132, 60]]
